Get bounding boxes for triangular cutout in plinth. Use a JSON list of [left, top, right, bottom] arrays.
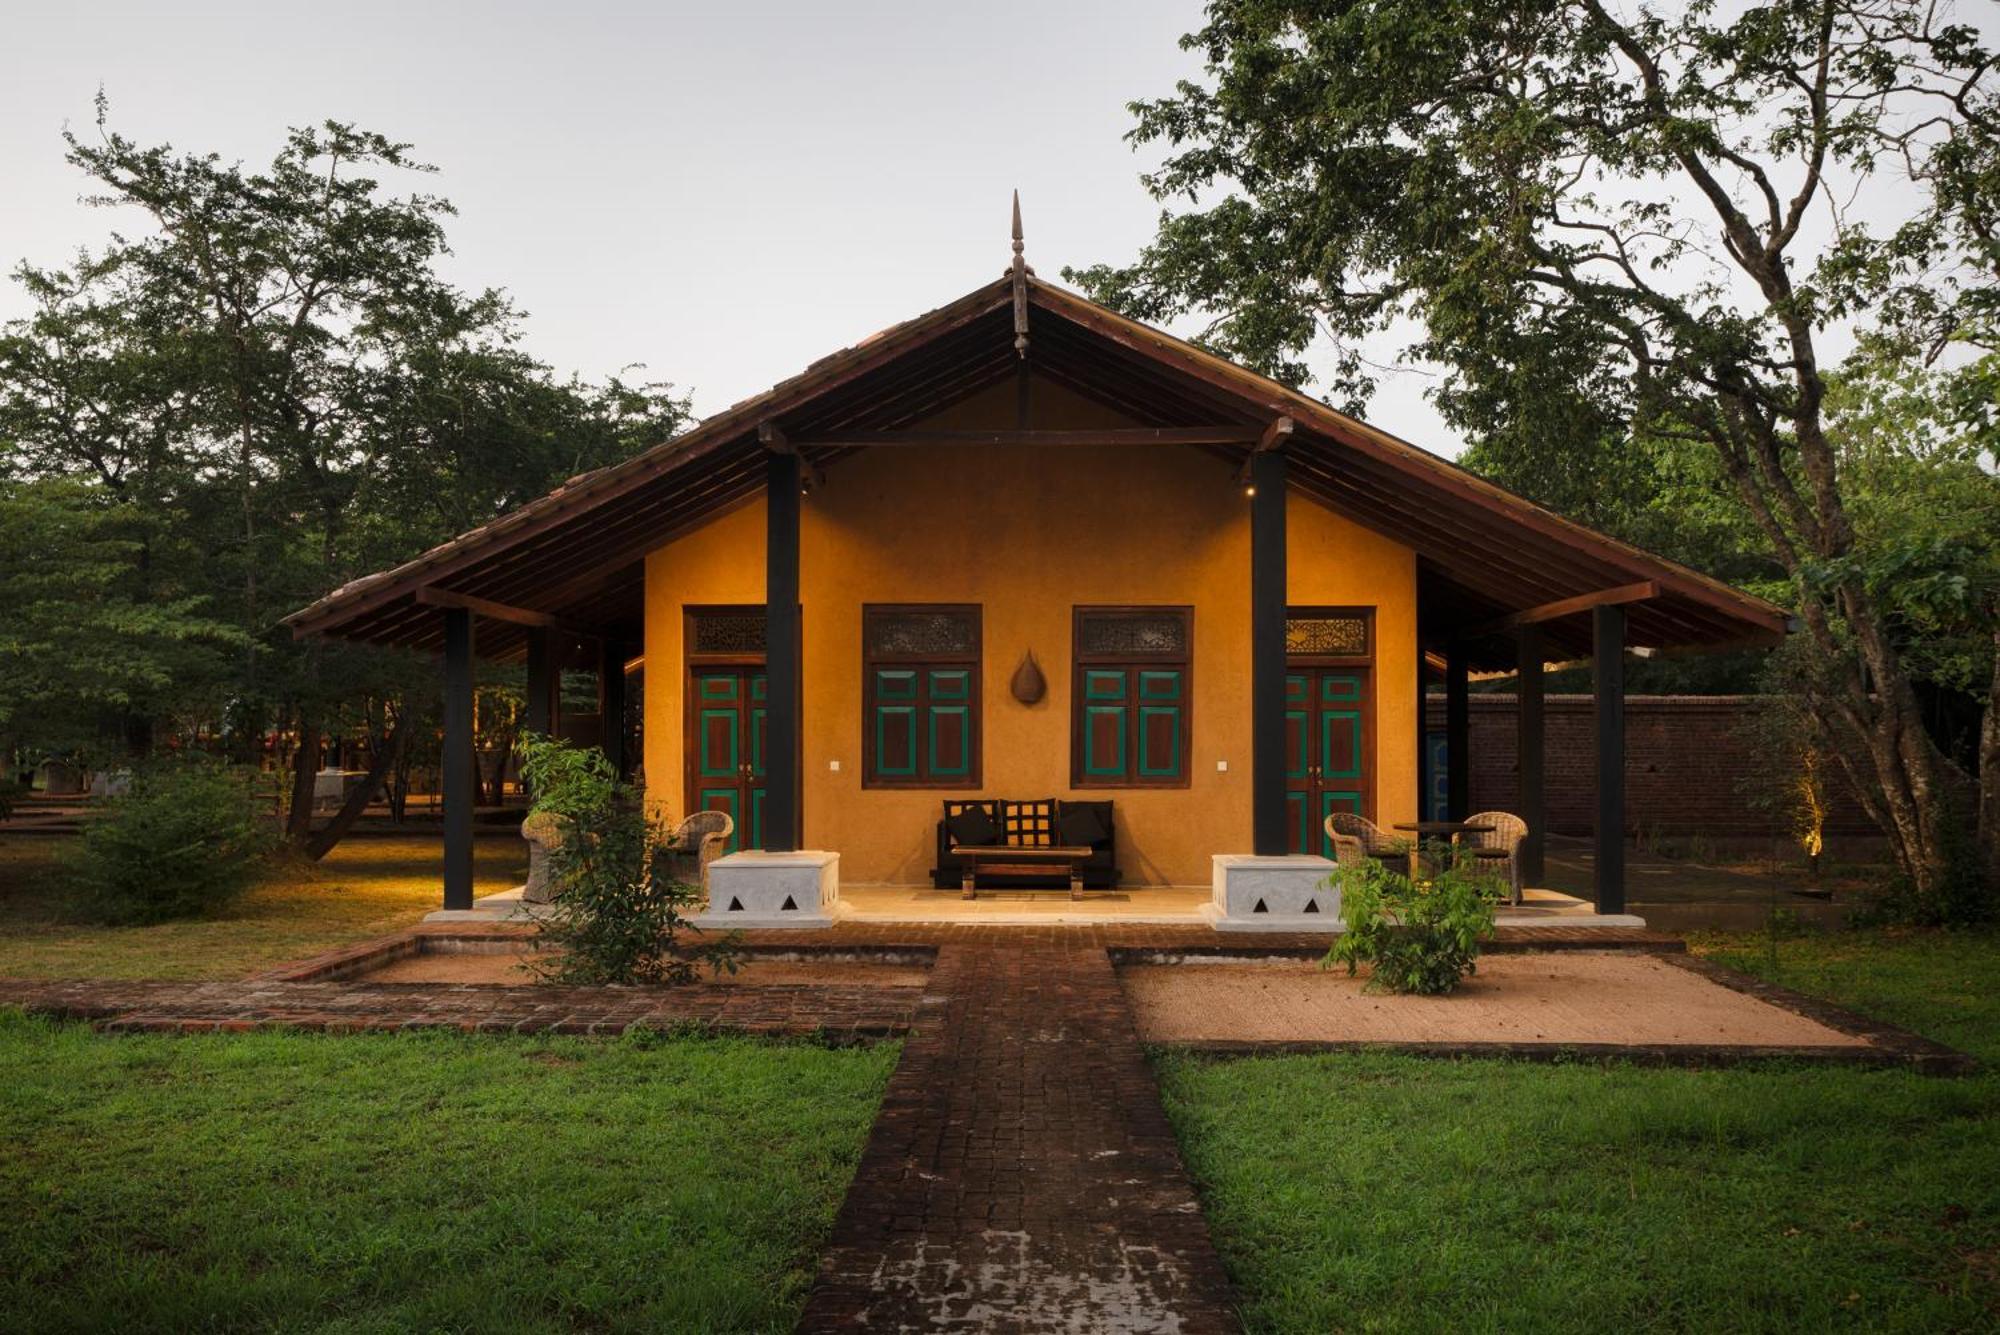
[[780, 895, 798, 911], [726, 897, 744, 912], [1252, 898, 1269, 913]]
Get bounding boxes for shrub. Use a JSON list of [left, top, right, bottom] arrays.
[[1324, 846, 1502, 995], [65, 760, 276, 924], [517, 733, 738, 985]]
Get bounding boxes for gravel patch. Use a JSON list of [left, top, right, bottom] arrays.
[[1120, 951, 1871, 1048]]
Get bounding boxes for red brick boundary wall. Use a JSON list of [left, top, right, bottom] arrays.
[[1428, 694, 1878, 839]]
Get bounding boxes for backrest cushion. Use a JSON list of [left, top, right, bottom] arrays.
[[1001, 798, 1056, 848], [1055, 800, 1112, 847], [944, 801, 1001, 848]]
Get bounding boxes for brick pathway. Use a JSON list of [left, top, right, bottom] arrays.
[[797, 937, 1238, 1333]]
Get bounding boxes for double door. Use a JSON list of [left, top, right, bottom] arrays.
[[689, 666, 766, 853], [1285, 667, 1371, 857]]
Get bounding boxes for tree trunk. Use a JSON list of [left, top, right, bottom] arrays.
[[303, 720, 407, 861], [285, 710, 322, 841], [1980, 620, 2000, 900]]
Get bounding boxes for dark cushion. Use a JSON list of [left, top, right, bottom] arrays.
[[1060, 800, 1114, 845], [946, 805, 1000, 847], [1056, 803, 1107, 846]]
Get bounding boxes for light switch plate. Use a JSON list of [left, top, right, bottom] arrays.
[[829, 759, 841, 772], [1216, 759, 1228, 772]]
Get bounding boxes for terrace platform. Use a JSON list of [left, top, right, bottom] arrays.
[[426, 882, 1646, 928]]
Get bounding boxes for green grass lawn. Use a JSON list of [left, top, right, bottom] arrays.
[[0, 835, 523, 979], [1155, 929, 2000, 1333], [0, 1012, 896, 1333]]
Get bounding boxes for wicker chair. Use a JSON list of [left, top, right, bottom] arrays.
[[1323, 823, 1369, 870], [1327, 812, 1406, 867], [664, 809, 734, 897], [1464, 810, 1529, 905]]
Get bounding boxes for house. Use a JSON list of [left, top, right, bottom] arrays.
[[285, 220, 1788, 924]]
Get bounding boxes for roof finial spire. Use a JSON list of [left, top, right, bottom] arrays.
[[1010, 189, 1030, 358]]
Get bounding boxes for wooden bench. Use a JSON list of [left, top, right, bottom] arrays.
[[953, 845, 1096, 900]]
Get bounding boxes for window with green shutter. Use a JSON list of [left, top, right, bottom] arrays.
[[862, 605, 981, 788], [1071, 606, 1192, 788]]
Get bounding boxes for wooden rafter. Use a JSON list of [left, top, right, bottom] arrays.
[[415, 587, 559, 629], [789, 426, 1263, 449], [1457, 581, 1660, 640]]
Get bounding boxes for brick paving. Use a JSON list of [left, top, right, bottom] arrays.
[[796, 937, 1239, 1333]]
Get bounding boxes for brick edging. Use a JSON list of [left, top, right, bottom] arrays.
[[1144, 953, 1978, 1075], [1658, 953, 1978, 1075]]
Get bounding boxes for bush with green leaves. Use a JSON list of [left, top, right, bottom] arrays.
[[1324, 847, 1502, 995], [64, 760, 277, 924], [517, 733, 738, 986]]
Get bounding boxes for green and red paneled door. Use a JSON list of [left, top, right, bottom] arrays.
[[1284, 668, 1371, 856], [691, 666, 766, 852]]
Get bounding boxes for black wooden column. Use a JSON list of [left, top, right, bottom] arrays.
[[524, 627, 554, 740], [1516, 625, 1546, 887], [1250, 449, 1288, 856], [442, 607, 475, 911], [765, 450, 802, 852], [1415, 655, 1430, 819], [1593, 604, 1626, 914], [599, 640, 627, 779], [1445, 647, 1470, 822]]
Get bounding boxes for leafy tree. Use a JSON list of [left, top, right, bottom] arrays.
[[1, 104, 690, 855], [0, 478, 241, 768], [1076, 0, 2000, 913]]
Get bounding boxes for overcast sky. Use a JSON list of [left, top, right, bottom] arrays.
[[0, 0, 1464, 453]]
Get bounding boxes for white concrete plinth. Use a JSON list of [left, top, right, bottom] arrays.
[[1203, 853, 1342, 932], [690, 850, 841, 930]]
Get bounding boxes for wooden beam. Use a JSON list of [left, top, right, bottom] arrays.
[[788, 426, 1263, 449], [1236, 415, 1297, 483], [1458, 581, 1659, 640], [1250, 448, 1288, 856], [441, 608, 475, 912], [416, 586, 559, 629], [765, 449, 802, 852], [1517, 626, 1546, 887], [1594, 605, 1626, 916], [758, 422, 826, 492], [1444, 651, 1471, 822], [1256, 415, 1297, 452]]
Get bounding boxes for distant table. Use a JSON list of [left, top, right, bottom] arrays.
[[954, 845, 1095, 900], [1391, 821, 1493, 879]]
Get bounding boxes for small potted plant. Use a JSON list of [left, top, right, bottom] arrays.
[[1324, 841, 1502, 995]]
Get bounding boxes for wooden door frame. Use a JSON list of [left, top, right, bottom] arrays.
[[681, 604, 771, 830], [1286, 606, 1377, 828]]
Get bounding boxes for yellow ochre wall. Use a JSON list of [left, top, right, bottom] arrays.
[[642, 377, 1418, 886]]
